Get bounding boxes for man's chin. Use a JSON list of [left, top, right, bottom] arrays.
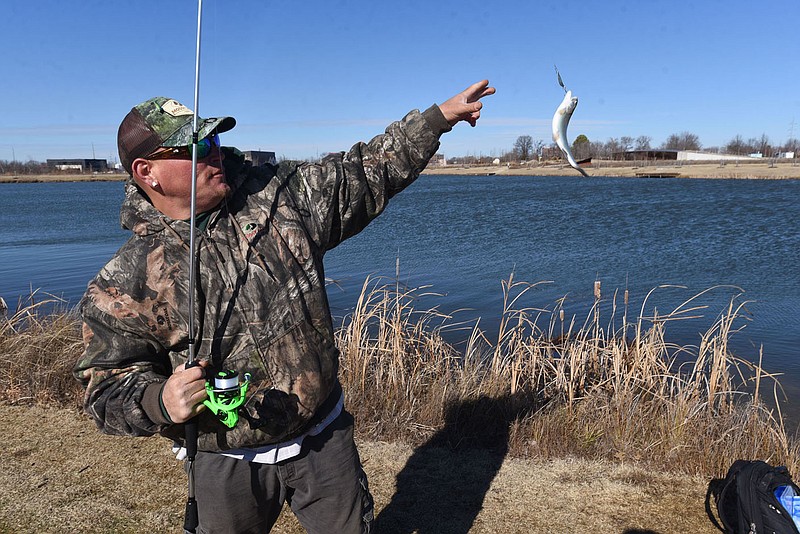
[[212, 185, 232, 207]]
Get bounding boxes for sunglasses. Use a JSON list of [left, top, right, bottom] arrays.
[[146, 133, 221, 161]]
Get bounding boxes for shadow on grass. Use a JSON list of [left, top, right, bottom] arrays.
[[376, 394, 534, 534]]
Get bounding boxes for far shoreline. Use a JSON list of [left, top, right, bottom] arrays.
[[2, 159, 800, 183], [423, 159, 800, 180]]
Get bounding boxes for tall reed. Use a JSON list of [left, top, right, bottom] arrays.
[[0, 292, 83, 407], [337, 275, 799, 476]]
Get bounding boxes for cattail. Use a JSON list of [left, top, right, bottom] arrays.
[[593, 280, 601, 300]]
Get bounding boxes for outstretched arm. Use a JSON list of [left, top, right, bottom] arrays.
[[296, 79, 496, 250], [438, 80, 496, 127]]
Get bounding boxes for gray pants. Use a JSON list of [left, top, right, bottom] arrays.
[[193, 410, 374, 534]]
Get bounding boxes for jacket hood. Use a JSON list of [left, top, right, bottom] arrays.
[[120, 182, 171, 237]]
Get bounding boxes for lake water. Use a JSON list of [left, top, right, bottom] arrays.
[[1, 176, 799, 400]]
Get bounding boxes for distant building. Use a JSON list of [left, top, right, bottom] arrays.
[[242, 151, 277, 167], [46, 158, 108, 172], [541, 146, 562, 160], [612, 150, 678, 161], [676, 151, 745, 161], [613, 150, 755, 162], [428, 153, 447, 166]]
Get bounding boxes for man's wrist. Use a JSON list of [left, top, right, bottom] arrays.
[[423, 105, 453, 135], [142, 381, 173, 425]]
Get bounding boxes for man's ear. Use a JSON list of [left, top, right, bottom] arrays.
[[131, 158, 157, 191]]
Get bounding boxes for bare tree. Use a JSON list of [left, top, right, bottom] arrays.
[[740, 135, 772, 156], [532, 139, 545, 159], [0, 159, 49, 175], [661, 132, 702, 151], [680, 132, 702, 150], [725, 135, 748, 155], [604, 137, 624, 159], [635, 136, 652, 150], [757, 133, 773, 157], [513, 135, 534, 161]]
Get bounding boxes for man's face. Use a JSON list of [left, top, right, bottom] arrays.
[[148, 142, 230, 215]]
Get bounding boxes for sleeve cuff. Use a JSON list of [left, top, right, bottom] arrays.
[[142, 381, 173, 425], [422, 104, 453, 136]]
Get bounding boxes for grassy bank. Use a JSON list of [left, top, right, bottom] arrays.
[[2, 159, 800, 184], [0, 278, 795, 532], [0, 173, 126, 183]]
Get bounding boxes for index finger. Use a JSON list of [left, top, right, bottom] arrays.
[[175, 358, 209, 378], [465, 80, 495, 101]]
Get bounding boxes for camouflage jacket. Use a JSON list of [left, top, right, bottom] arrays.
[[74, 105, 451, 452]]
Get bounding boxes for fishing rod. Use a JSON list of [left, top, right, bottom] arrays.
[[182, 2, 251, 530], [183, 0, 204, 531]]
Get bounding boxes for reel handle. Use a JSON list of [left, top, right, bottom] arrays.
[[184, 359, 203, 458], [183, 359, 201, 532]]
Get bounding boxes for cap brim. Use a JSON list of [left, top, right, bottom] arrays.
[[162, 116, 236, 147]]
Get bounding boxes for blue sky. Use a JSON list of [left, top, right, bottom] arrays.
[[3, 0, 798, 164]]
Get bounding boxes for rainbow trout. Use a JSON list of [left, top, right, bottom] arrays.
[[552, 67, 589, 177]]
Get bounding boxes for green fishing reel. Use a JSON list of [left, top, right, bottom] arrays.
[[202, 370, 251, 428]]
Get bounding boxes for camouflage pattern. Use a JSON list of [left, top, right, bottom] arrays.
[[74, 105, 451, 452], [135, 96, 235, 148]]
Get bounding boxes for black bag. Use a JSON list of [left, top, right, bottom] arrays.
[[706, 459, 800, 533]]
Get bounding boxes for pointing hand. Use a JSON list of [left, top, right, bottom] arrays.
[[439, 80, 496, 127]]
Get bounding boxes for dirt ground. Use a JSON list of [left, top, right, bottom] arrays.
[[0, 405, 720, 534]]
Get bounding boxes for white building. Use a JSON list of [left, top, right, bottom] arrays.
[[676, 151, 745, 161]]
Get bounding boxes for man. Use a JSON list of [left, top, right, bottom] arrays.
[[74, 80, 495, 533]]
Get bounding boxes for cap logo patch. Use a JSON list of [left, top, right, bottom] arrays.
[[160, 99, 193, 117]]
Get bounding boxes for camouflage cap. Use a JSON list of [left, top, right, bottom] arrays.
[[117, 96, 236, 174]]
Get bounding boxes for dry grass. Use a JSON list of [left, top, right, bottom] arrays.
[[0, 406, 719, 533], [0, 292, 84, 408], [337, 274, 799, 477], [1, 277, 796, 532]]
